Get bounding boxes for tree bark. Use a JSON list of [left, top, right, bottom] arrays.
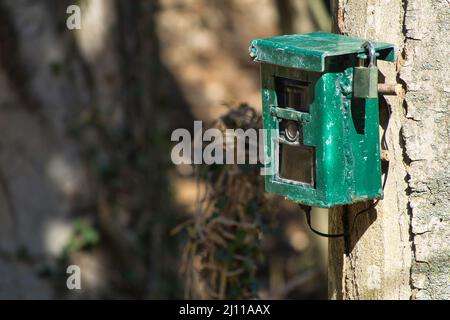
[[329, 0, 449, 300]]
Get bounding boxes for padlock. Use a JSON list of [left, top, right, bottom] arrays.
[[353, 41, 378, 99]]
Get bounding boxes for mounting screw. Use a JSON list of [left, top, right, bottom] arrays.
[[249, 45, 257, 61], [378, 83, 403, 96]]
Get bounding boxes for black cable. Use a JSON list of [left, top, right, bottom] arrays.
[[299, 201, 378, 238], [299, 204, 344, 238], [347, 200, 379, 235]]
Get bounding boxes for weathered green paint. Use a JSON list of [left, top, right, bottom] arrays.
[[271, 106, 311, 122], [251, 32, 396, 207], [250, 32, 396, 73]]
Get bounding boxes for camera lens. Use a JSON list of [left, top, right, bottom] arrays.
[[285, 120, 299, 142]]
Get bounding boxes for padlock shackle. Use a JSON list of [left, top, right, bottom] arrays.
[[362, 41, 376, 67]]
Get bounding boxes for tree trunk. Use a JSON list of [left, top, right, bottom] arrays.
[[329, 0, 449, 300]]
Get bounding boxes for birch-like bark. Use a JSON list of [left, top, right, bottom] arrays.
[[329, 0, 449, 300]]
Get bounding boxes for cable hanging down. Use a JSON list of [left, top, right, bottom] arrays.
[[298, 201, 379, 238]]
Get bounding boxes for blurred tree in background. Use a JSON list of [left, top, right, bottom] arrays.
[[0, 0, 330, 299]]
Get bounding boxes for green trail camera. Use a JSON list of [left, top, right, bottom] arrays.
[[250, 32, 396, 208]]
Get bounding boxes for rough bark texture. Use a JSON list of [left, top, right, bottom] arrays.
[[329, 0, 449, 300]]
